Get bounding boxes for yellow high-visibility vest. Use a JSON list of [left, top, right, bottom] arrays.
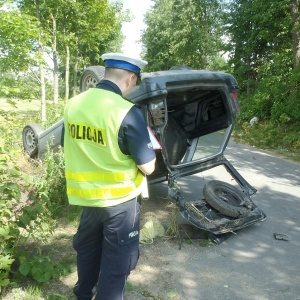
[[64, 88, 145, 207]]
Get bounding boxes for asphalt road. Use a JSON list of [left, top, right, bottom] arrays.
[[136, 139, 300, 300]]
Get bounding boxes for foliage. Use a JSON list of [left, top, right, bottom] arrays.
[[1, 0, 128, 107], [223, 0, 300, 139], [142, 0, 225, 71], [14, 0, 127, 96], [0, 102, 69, 292], [0, 135, 27, 292], [235, 51, 300, 124], [233, 119, 300, 161], [0, 71, 53, 100], [0, 6, 40, 73], [22, 286, 43, 299], [33, 148, 68, 215], [165, 202, 180, 239], [43, 101, 65, 128], [19, 254, 70, 283], [141, 0, 175, 70], [0, 139, 49, 291], [225, 0, 291, 94], [270, 64, 300, 123], [0, 178, 20, 291]]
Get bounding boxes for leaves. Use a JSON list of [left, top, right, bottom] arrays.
[[142, 0, 225, 71], [0, 8, 40, 72], [1, 0, 125, 102], [225, 0, 291, 94], [19, 257, 31, 276], [0, 254, 15, 289], [0, 182, 21, 201], [19, 254, 68, 282]]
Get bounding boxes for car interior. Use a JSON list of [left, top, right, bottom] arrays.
[[146, 86, 233, 170]]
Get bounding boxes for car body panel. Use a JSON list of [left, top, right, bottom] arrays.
[[37, 119, 64, 158], [22, 67, 266, 235]]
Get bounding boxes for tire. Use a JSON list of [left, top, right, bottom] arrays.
[[80, 66, 105, 92], [22, 123, 44, 158], [203, 180, 252, 218]]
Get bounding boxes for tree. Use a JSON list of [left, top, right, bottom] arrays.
[[34, 0, 47, 122], [59, 0, 126, 98], [290, 0, 300, 69], [170, 0, 224, 68], [224, 0, 291, 94], [142, 0, 225, 71], [224, 0, 300, 123], [0, 4, 41, 99], [141, 0, 175, 70], [1, 0, 125, 121], [0, 8, 38, 72], [16, 0, 124, 102]]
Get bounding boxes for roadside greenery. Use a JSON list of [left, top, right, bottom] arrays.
[[141, 0, 300, 155], [142, 0, 226, 71], [0, 0, 128, 123], [1, 0, 300, 297], [0, 101, 72, 297], [234, 119, 300, 162]]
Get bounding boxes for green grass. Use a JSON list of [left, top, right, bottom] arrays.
[[233, 120, 300, 162], [0, 98, 40, 124], [0, 98, 40, 111]]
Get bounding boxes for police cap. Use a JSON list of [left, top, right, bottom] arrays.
[[101, 53, 148, 77]]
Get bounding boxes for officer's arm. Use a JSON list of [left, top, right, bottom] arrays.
[[137, 157, 156, 175], [121, 106, 156, 175]]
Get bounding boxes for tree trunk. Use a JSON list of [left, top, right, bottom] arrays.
[[290, 0, 300, 69], [39, 42, 46, 123], [65, 45, 70, 102], [36, 0, 46, 123], [73, 46, 78, 97], [51, 13, 59, 104]]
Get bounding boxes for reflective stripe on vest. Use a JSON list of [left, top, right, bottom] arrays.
[[67, 171, 144, 199], [65, 169, 138, 182]]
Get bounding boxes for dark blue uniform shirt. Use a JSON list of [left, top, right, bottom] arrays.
[[61, 80, 155, 165]]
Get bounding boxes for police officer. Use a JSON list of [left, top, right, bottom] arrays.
[[62, 53, 156, 300]]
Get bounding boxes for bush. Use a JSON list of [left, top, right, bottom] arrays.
[[0, 101, 70, 293], [234, 118, 300, 160], [32, 148, 68, 216]]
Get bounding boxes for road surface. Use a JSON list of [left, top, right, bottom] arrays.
[[127, 139, 300, 300]]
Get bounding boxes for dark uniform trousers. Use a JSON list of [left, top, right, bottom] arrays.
[[73, 198, 140, 300]]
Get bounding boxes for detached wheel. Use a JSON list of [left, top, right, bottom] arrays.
[[80, 66, 105, 92], [203, 180, 252, 218], [22, 123, 44, 158]]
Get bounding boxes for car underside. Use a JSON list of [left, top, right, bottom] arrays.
[[22, 66, 266, 237]]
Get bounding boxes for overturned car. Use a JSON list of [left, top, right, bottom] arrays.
[[22, 66, 266, 236]]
